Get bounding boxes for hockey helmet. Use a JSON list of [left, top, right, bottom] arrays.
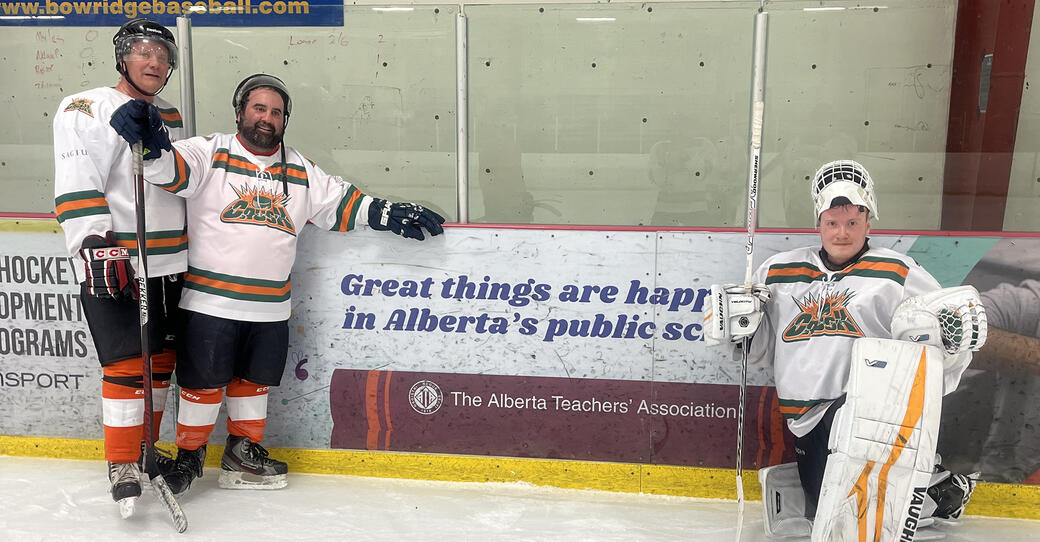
[[232, 73, 292, 123], [810, 160, 878, 223], [113, 18, 177, 69]]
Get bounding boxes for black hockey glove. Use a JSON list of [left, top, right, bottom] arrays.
[[109, 98, 172, 160], [367, 198, 446, 241], [79, 232, 138, 300]]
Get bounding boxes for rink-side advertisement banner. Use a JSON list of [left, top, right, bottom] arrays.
[[3, 226, 1038, 481], [0, 0, 344, 26]]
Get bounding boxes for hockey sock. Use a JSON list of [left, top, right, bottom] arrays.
[[175, 387, 223, 450], [147, 350, 176, 442], [102, 358, 145, 464], [225, 377, 269, 443]]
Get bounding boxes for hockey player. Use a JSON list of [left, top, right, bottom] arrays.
[[705, 160, 986, 540], [52, 18, 184, 517], [108, 73, 445, 496]]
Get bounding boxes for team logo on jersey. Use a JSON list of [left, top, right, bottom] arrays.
[[64, 98, 94, 117], [781, 289, 864, 342], [220, 184, 296, 235]]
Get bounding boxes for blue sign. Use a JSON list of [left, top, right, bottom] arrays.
[[0, 0, 344, 26]]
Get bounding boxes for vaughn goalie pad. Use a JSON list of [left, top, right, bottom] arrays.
[[812, 338, 944, 542]]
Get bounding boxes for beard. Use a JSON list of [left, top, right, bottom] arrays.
[[237, 117, 283, 152]]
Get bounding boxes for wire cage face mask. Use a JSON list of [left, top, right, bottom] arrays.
[[810, 160, 878, 223]]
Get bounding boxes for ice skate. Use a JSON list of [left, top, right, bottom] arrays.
[[164, 445, 206, 495], [107, 461, 141, 519], [927, 466, 980, 524], [138, 441, 176, 487], [219, 435, 288, 490]]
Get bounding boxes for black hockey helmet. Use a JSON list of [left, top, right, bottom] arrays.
[[113, 18, 176, 96], [113, 18, 177, 69], [232, 73, 292, 127]]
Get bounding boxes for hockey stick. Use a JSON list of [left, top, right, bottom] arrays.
[[735, 9, 768, 540], [132, 140, 188, 533]]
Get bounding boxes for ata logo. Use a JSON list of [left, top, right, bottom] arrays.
[[64, 98, 94, 117], [220, 184, 296, 235], [408, 380, 443, 415], [781, 289, 864, 342]]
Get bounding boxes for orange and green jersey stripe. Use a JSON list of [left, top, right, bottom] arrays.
[[153, 150, 192, 194], [766, 256, 910, 286], [211, 148, 310, 188], [55, 189, 108, 223], [332, 185, 365, 232], [112, 229, 188, 257], [833, 256, 909, 286], [778, 398, 830, 421], [157, 107, 183, 129], [184, 266, 291, 303], [765, 262, 826, 285]]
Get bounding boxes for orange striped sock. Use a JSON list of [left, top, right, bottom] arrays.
[[226, 377, 270, 443], [175, 387, 222, 450], [102, 358, 145, 464]]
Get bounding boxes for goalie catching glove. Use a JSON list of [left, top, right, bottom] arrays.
[[891, 285, 988, 355], [80, 232, 137, 300], [704, 283, 770, 346], [367, 198, 446, 241]]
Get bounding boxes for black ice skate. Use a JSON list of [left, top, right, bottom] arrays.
[[138, 441, 177, 483], [164, 445, 206, 495], [219, 435, 288, 490], [108, 461, 142, 519]]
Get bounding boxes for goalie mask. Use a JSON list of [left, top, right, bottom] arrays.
[[811, 160, 878, 224]]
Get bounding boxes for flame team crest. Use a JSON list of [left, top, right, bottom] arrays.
[[64, 98, 94, 117], [221, 185, 296, 235], [781, 289, 864, 342]]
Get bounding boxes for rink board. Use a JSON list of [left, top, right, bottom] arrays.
[[1, 220, 1038, 518]]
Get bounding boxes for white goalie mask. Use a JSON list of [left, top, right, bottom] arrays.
[[810, 160, 879, 223]]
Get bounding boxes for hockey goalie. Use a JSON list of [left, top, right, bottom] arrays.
[[705, 160, 988, 541]]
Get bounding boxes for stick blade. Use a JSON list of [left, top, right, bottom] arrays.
[[151, 474, 188, 533]]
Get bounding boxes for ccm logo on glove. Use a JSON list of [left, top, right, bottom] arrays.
[[89, 247, 130, 259]]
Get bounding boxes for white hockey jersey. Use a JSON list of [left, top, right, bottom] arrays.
[[53, 87, 187, 283], [747, 244, 941, 437], [144, 132, 373, 322]]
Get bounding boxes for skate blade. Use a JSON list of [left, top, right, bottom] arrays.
[[218, 470, 287, 490], [117, 496, 137, 519]]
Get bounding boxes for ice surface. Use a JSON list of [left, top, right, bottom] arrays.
[[1, 456, 1036, 542]]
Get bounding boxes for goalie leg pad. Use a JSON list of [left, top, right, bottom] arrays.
[[760, 462, 813, 539], [811, 338, 944, 542]]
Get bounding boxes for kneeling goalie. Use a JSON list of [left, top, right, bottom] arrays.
[[705, 160, 987, 541]]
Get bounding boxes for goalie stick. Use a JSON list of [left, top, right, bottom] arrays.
[[132, 140, 188, 533], [735, 9, 768, 539]]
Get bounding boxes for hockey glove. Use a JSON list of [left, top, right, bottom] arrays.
[[80, 233, 137, 300], [703, 283, 770, 347], [891, 285, 987, 355], [109, 98, 172, 160], [367, 198, 446, 241]]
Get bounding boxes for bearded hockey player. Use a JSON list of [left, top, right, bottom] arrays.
[[705, 160, 987, 541], [53, 18, 185, 519], [108, 73, 445, 497]]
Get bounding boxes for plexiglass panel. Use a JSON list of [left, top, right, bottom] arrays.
[[760, 0, 957, 229], [465, 2, 757, 226], [0, 25, 181, 213], [1007, 1, 1040, 232], [187, 4, 458, 219]]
